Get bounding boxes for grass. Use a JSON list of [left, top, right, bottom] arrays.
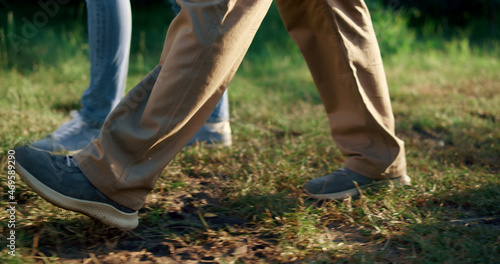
[[1, 1, 499, 263]]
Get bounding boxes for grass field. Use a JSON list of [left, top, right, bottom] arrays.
[[1, 1, 499, 263]]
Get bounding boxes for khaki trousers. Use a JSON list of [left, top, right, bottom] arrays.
[[74, 0, 407, 211]]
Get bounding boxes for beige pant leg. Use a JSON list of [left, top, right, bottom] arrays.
[[74, 0, 273, 210], [275, 0, 407, 179]]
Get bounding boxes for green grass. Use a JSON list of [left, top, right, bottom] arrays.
[[1, 2, 499, 263]]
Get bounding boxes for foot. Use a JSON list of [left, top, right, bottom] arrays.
[[304, 168, 411, 200], [187, 120, 232, 147], [14, 146, 138, 230], [30, 110, 101, 153]]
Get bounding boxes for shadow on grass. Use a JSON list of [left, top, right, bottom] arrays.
[[393, 183, 500, 262], [398, 125, 500, 173], [309, 183, 500, 263], [13, 190, 301, 263], [428, 182, 500, 217]]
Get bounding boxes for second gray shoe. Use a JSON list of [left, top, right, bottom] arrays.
[[304, 168, 411, 200]]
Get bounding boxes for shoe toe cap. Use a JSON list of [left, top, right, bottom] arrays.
[[15, 146, 49, 167], [304, 175, 332, 194]]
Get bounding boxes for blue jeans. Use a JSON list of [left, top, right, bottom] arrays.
[[81, 0, 229, 127]]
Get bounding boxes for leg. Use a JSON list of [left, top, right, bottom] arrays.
[[275, 0, 408, 199], [72, 0, 272, 211], [30, 0, 132, 152], [80, 0, 131, 127], [275, 0, 406, 178], [17, 0, 258, 230]]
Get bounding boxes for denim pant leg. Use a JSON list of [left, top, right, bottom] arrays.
[[169, 0, 230, 123], [80, 0, 132, 128], [208, 91, 229, 122]]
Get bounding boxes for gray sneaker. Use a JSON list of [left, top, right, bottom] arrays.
[[304, 168, 411, 200], [187, 120, 232, 147], [14, 146, 138, 230], [30, 110, 101, 153]]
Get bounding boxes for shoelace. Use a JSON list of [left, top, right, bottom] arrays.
[[65, 154, 77, 167], [52, 110, 88, 139]]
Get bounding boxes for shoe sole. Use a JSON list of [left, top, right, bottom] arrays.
[[16, 163, 138, 230], [304, 174, 412, 200]]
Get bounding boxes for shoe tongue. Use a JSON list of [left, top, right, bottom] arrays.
[[55, 155, 76, 168]]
